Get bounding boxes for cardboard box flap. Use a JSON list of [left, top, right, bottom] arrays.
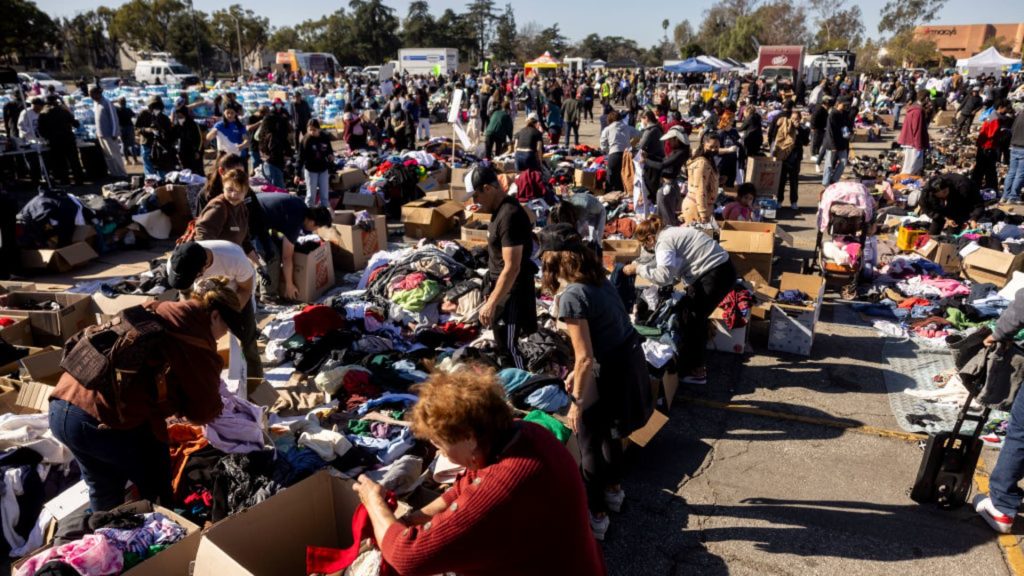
[[58, 242, 99, 267], [721, 221, 777, 235], [16, 380, 55, 412], [628, 409, 669, 447], [719, 230, 774, 255], [19, 347, 64, 384], [779, 272, 825, 298]]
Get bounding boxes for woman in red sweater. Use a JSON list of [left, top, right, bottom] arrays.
[[352, 368, 606, 576]]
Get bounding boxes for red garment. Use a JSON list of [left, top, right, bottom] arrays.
[[515, 169, 547, 202], [603, 218, 637, 239], [380, 422, 606, 576], [718, 289, 753, 329], [307, 494, 399, 575], [436, 322, 479, 343], [390, 272, 427, 292], [0, 317, 14, 327], [293, 305, 346, 340], [342, 369, 381, 398], [167, 424, 208, 497], [898, 297, 932, 309], [897, 104, 930, 151], [977, 117, 1001, 150]]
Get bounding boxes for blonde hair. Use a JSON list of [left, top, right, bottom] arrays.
[[410, 367, 513, 451], [191, 276, 243, 327]]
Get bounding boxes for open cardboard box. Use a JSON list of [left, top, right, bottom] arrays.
[[461, 212, 492, 243], [292, 243, 335, 303], [92, 290, 179, 323], [601, 240, 641, 271], [961, 247, 1024, 288], [401, 199, 464, 239], [0, 316, 33, 347], [11, 499, 201, 576], [2, 292, 97, 346], [20, 242, 98, 273], [745, 157, 782, 196], [154, 184, 193, 236], [323, 211, 388, 272], [342, 191, 383, 214], [708, 307, 749, 354], [330, 167, 369, 193], [767, 272, 825, 357], [915, 239, 961, 274], [193, 471, 360, 576], [14, 346, 64, 413], [719, 221, 776, 282]]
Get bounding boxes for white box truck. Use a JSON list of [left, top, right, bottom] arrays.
[[397, 48, 459, 76]]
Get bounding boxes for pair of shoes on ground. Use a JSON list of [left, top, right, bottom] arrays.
[[590, 488, 626, 541]]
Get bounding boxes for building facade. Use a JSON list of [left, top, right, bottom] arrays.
[[914, 23, 1024, 60]]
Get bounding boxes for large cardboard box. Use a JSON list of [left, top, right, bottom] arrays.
[[20, 243, 98, 273], [0, 317, 33, 347], [330, 167, 369, 192], [933, 110, 955, 127], [878, 114, 894, 129], [401, 200, 464, 239], [193, 471, 360, 576], [708, 307, 748, 354], [13, 347, 64, 413], [450, 167, 472, 201], [323, 211, 387, 272], [292, 243, 335, 303], [601, 239, 641, 270], [0, 281, 37, 294], [719, 221, 776, 282], [461, 212, 492, 244], [155, 184, 193, 236], [342, 192, 383, 214], [417, 176, 444, 196], [962, 247, 1024, 288], [3, 292, 96, 346], [915, 239, 961, 274], [11, 500, 201, 576], [92, 290, 180, 323], [574, 169, 600, 192], [745, 157, 782, 196], [430, 164, 450, 186], [768, 273, 826, 357]]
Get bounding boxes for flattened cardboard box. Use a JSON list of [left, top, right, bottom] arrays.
[[323, 211, 387, 272], [401, 200, 464, 239], [193, 471, 360, 576], [3, 292, 97, 346], [292, 243, 335, 303], [20, 242, 98, 273]]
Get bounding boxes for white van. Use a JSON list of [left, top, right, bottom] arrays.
[[134, 55, 200, 87]]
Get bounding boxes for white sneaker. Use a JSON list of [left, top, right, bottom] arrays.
[[974, 495, 1014, 534], [810, 155, 818, 163], [605, 489, 625, 513], [814, 164, 822, 174], [590, 512, 610, 541]]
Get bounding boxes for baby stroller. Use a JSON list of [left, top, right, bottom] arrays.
[[803, 181, 875, 298]]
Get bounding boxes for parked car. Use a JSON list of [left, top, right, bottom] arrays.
[[362, 65, 381, 78], [99, 77, 141, 90], [17, 72, 67, 94]]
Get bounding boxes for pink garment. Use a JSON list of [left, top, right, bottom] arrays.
[[390, 272, 426, 292], [15, 535, 123, 576], [844, 242, 862, 263], [919, 277, 970, 298], [722, 202, 753, 221], [203, 380, 267, 454], [817, 181, 874, 233]]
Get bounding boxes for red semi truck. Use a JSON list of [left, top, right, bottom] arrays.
[[757, 45, 805, 88]]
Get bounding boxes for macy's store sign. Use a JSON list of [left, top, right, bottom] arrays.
[[923, 28, 958, 36]]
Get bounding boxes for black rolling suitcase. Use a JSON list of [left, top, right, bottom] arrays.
[[910, 392, 990, 509]]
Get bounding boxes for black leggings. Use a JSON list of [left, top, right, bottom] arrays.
[[677, 260, 738, 373], [606, 152, 624, 192]]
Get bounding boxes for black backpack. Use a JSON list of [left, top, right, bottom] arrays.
[[61, 306, 169, 425]]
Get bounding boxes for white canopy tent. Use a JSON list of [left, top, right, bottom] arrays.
[[696, 55, 738, 72], [956, 47, 1021, 77]]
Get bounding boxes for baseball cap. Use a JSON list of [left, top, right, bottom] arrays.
[[167, 242, 209, 290], [660, 125, 688, 144]]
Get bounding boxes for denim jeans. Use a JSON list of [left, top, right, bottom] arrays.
[[563, 122, 580, 148], [892, 103, 903, 129], [305, 169, 330, 207], [515, 150, 541, 172], [988, 379, 1024, 516], [140, 144, 156, 176], [821, 149, 849, 186], [262, 162, 285, 189], [49, 398, 171, 511], [1003, 146, 1024, 202]]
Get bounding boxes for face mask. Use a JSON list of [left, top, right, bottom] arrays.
[[176, 118, 185, 125]]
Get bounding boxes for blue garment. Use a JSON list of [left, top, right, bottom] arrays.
[[49, 399, 171, 511], [988, 380, 1024, 516], [526, 384, 571, 412], [213, 120, 246, 145], [355, 393, 419, 416], [263, 162, 285, 188], [850, 302, 899, 320], [347, 427, 416, 464], [498, 368, 533, 392], [1003, 146, 1024, 203]]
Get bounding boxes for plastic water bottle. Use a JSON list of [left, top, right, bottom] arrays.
[[759, 198, 778, 221]]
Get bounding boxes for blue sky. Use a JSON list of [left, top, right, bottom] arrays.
[[36, 0, 1024, 45]]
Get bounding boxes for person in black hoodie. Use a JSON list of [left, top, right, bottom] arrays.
[[956, 86, 984, 139], [298, 119, 335, 208], [810, 97, 832, 169], [172, 105, 205, 174], [37, 96, 83, 185], [821, 98, 853, 186], [920, 172, 985, 235], [738, 103, 763, 157], [259, 106, 292, 189]]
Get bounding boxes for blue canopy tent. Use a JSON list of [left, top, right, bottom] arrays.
[[664, 58, 714, 74]]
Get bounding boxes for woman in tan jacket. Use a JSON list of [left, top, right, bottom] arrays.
[[682, 133, 720, 225]]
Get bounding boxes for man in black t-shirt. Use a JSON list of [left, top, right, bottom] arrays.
[[472, 165, 537, 369], [255, 193, 332, 301]]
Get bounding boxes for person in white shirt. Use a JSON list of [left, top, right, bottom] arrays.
[[17, 98, 43, 141], [167, 240, 262, 382]]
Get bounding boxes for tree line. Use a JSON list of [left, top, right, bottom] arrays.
[[0, 0, 958, 75]]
